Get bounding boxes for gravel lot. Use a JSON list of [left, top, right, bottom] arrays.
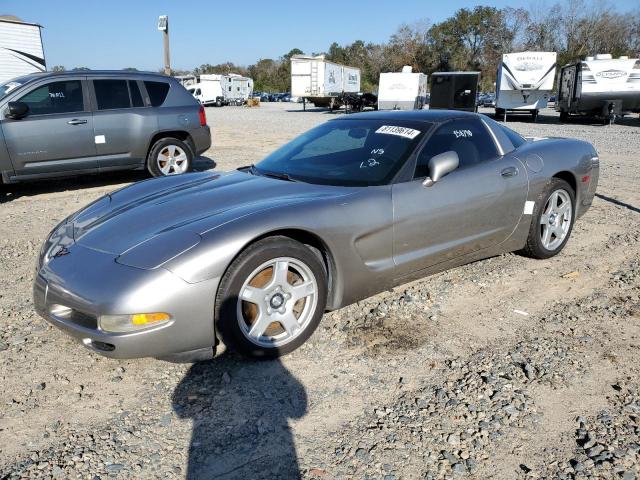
[[0, 102, 639, 479]]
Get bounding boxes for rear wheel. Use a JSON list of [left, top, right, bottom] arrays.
[[531, 109, 539, 122], [215, 237, 327, 358], [521, 178, 575, 259], [147, 137, 193, 177], [559, 110, 569, 122]]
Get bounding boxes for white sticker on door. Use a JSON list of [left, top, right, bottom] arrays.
[[523, 200, 535, 215], [95, 135, 106, 144], [375, 125, 421, 139]]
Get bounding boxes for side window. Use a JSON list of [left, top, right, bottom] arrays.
[[18, 80, 84, 115], [129, 80, 144, 107], [144, 81, 170, 107], [94, 79, 130, 110], [415, 119, 499, 178]]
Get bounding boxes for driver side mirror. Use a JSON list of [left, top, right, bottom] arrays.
[[5, 101, 29, 120], [422, 150, 459, 187]]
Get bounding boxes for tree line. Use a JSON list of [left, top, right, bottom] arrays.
[[52, 0, 640, 93]]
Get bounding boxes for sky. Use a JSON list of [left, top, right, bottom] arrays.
[[3, 0, 639, 71]]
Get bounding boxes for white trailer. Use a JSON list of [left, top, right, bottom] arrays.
[[186, 74, 225, 107], [0, 16, 46, 84], [495, 51, 557, 121], [378, 66, 428, 110], [556, 54, 640, 123], [221, 74, 253, 106], [290, 55, 361, 108]]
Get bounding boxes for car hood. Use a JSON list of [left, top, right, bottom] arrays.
[[70, 171, 352, 255]]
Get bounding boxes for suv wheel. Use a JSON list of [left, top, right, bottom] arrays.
[[147, 138, 193, 177]]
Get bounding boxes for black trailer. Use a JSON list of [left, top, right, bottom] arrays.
[[429, 72, 480, 112]]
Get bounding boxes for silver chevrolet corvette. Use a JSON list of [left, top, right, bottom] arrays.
[[34, 110, 599, 361]]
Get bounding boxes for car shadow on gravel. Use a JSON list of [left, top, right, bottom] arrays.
[[0, 156, 216, 203], [172, 351, 307, 479]]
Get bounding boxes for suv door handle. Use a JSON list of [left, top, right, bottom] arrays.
[[67, 119, 87, 125], [501, 166, 518, 177]]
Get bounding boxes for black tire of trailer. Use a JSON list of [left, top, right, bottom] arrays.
[[494, 108, 505, 120], [559, 110, 569, 123], [531, 110, 539, 122]]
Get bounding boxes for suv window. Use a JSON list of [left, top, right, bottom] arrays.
[[94, 79, 130, 110], [144, 81, 170, 107], [415, 118, 499, 177], [18, 80, 84, 115], [129, 80, 144, 107]]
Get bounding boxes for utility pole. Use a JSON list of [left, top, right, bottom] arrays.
[[158, 15, 170, 75]]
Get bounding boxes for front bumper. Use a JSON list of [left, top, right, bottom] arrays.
[[33, 243, 219, 360]]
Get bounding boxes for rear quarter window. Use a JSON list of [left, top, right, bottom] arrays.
[[499, 124, 526, 148], [144, 81, 170, 107]]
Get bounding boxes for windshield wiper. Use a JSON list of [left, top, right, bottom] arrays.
[[240, 164, 299, 182], [260, 170, 298, 182]]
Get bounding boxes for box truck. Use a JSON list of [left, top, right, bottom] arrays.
[[0, 16, 46, 84], [290, 55, 361, 108], [556, 54, 640, 124], [429, 72, 480, 112], [495, 51, 557, 121], [378, 66, 428, 110], [186, 74, 225, 107]]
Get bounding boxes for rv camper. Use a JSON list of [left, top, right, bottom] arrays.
[[0, 16, 46, 84], [495, 51, 557, 121], [187, 74, 225, 107], [290, 55, 361, 108], [221, 74, 253, 106], [378, 66, 428, 110], [556, 54, 640, 123], [429, 72, 480, 112]]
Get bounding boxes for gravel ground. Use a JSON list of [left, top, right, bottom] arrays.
[[0, 102, 639, 479]]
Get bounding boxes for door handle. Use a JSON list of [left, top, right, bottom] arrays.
[[501, 166, 518, 177], [67, 119, 87, 125]]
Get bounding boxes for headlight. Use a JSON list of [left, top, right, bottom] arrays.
[[99, 312, 171, 332]]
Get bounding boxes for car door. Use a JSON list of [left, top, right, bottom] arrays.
[[1, 77, 97, 177], [392, 117, 528, 277], [89, 78, 158, 170]]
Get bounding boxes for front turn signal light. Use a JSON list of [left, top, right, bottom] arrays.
[[99, 313, 171, 332]]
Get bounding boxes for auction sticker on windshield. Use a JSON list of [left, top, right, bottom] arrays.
[[375, 125, 421, 139]]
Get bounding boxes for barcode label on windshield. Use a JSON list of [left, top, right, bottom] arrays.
[[375, 125, 421, 139]]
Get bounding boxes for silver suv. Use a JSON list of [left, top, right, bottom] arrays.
[[0, 71, 211, 183]]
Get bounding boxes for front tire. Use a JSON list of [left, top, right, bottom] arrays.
[[215, 237, 327, 358], [147, 138, 193, 177], [520, 178, 575, 259]]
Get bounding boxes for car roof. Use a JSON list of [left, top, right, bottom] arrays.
[[336, 109, 481, 123]]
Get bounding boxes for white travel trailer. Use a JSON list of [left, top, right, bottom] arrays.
[[221, 74, 253, 105], [290, 55, 361, 108], [186, 74, 225, 107], [495, 51, 557, 121], [556, 54, 640, 123], [0, 16, 46, 84], [378, 66, 428, 110]]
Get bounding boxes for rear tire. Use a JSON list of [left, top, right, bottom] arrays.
[[559, 110, 569, 123], [215, 236, 328, 358], [520, 178, 575, 259], [147, 137, 193, 177]]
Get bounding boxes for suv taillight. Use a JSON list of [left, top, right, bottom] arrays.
[[198, 105, 207, 126]]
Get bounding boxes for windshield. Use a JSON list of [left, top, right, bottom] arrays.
[[255, 119, 430, 186]]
